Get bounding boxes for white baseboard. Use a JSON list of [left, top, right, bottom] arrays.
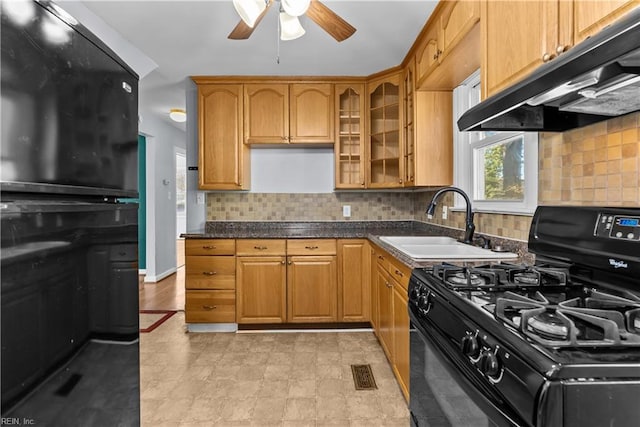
[[138, 269, 146, 275], [144, 267, 176, 283], [187, 323, 238, 333]]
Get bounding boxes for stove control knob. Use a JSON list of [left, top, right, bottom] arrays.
[[461, 332, 480, 359], [409, 286, 421, 301], [417, 291, 432, 313], [479, 349, 502, 380]]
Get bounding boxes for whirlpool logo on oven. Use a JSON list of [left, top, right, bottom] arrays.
[[609, 258, 629, 269]]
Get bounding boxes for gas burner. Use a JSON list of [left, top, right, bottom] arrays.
[[447, 272, 486, 287], [495, 289, 640, 347], [514, 272, 540, 285], [526, 310, 570, 340]]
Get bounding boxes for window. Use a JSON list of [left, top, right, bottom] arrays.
[[453, 71, 538, 214]]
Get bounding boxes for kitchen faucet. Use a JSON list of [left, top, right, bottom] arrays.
[[426, 186, 475, 244]]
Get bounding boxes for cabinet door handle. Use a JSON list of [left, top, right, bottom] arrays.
[[203, 271, 217, 276], [542, 52, 556, 62], [202, 305, 217, 310], [288, 261, 292, 265], [202, 245, 217, 250], [304, 245, 319, 250], [394, 269, 404, 277], [386, 281, 392, 288], [254, 246, 268, 250], [281, 260, 285, 265], [556, 44, 568, 54]]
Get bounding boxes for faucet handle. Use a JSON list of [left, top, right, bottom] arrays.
[[474, 235, 491, 249]]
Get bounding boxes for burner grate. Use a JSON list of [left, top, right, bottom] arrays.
[[495, 290, 640, 347]]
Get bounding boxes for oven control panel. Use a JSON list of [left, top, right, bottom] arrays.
[[594, 214, 640, 241]]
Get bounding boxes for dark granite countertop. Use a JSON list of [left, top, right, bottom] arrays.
[[182, 221, 531, 267]]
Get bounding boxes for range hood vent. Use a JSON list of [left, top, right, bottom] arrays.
[[458, 7, 640, 132]]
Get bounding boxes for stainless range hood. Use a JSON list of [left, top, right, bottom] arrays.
[[458, 7, 640, 132]]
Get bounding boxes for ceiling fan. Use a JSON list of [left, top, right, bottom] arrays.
[[228, 0, 356, 42]]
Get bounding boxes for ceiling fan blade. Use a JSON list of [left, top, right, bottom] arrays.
[[228, 0, 273, 40], [306, 0, 356, 42]]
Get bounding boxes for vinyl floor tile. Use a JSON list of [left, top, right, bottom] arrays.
[[140, 312, 409, 426]]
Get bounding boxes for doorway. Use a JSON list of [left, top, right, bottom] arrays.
[[175, 150, 186, 268]]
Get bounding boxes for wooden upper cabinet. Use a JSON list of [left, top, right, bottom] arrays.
[[402, 62, 415, 187], [481, 1, 561, 98], [244, 83, 334, 144], [335, 83, 366, 189], [439, 0, 480, 63], [244, 84, 289, 144], [481, 0, 639, 99], [416, 0, 480, 90], [290, 83, 334, 144], [416, 23, 440, 83], [368, 72, 403, 188], [196, 84, 249, 190], [573, 0, 640, 44], [414, 91, 453, 187]]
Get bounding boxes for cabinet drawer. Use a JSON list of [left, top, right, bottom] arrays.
[[287, 239, 337, 255], [110, 244, 137, 261], [185, 256, 236, 289], [236, 239, 286, 256], [185, 239, 235, 256], [185, 290, 236, 323], [387, 257, 411, 291]]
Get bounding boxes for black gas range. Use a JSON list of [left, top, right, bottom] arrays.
[[408, 206, 640, 427]]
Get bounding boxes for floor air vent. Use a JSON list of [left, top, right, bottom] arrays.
[[351, 364, 377, 390]]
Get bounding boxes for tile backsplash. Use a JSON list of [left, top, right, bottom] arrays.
[[206, 113, 639, 242], [538, 112, 639, 206], [206, 192, 415, 221]]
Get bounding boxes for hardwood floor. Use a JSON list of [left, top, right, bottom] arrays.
[[139, 267, 185, 311], [139, 239, 186, 311]]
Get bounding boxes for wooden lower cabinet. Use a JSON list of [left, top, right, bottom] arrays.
[[236, 256, 287, 323], [184, 239, 236, 323], [376, 263, 394, 359], [287, 255, 337, 322], [337, 240, 370, 322], [185, 290, 236, 323], [371, 245, 410, 401], [392, 279, 410, 399]]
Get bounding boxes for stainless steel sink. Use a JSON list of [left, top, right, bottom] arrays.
[[378, 235, 517, 260]]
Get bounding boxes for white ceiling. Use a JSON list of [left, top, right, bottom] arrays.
[[65, 1, 437, 129]]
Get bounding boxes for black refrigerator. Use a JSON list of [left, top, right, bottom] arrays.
[[1, 1, 140, 424]]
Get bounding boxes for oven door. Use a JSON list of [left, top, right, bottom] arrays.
[[409, 310, 525, 427]]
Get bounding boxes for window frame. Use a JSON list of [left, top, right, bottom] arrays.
[[453, 71, 538, 215]]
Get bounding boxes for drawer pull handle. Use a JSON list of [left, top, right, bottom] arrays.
[[118, 252, 126, 256], [394, 269, 404, 277], [202, 305, 217, 310], [203, 271, 217, 276], [254, 246, 268, 250], [378, 255, 385, 260], [203, 245, 217, 250], [305, 246, 319, 250]]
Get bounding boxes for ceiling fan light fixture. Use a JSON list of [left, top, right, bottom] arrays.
[[232, 0, 266, 28], [279, 12, 305, 40], [169, 108, 187, 122], [281, 0, 310, 17]]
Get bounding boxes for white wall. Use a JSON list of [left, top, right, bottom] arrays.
[[185, 80, 206, 233], [140, 112, 186, 282]]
